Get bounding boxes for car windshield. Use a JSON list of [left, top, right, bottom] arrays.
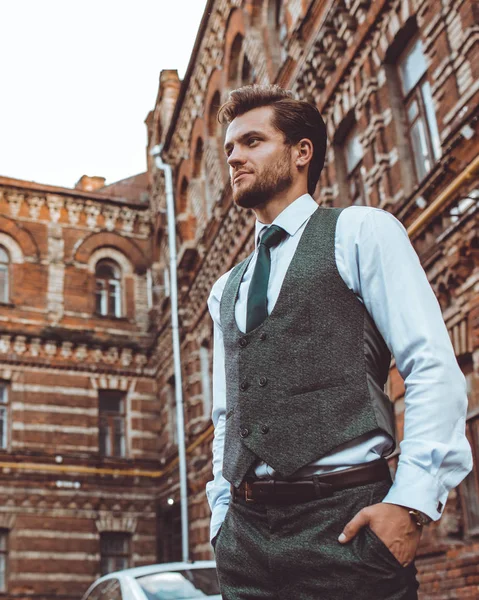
[[136, 568, 221, 599]]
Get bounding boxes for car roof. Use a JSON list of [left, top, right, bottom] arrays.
[[95, 560, 217, 582]]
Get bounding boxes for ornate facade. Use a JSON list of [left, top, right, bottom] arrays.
[[0, 175, 160, 600], [148, 0, 479, 597]]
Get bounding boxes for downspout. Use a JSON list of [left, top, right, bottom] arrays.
[[150, 144, 189, 563]]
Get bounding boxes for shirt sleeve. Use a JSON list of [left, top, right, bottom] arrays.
[[205, 275, 231, 541], [337, 207, 472, 520]]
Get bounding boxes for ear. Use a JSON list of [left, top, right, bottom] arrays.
[[294, 138, 314, 168]]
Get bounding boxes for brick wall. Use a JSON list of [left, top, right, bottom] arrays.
[[0, 176, 160, 599]]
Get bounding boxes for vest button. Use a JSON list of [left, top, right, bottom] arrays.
[[240, 381, 249, 391], [259, 376, 268, 387], [239, 337, 248, 348], [239, 427, 250, 438], [259, 332, 267, 341], [261, 425, 270, 434]]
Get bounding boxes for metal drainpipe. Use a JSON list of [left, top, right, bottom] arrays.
[[150, 144, 189, 563]]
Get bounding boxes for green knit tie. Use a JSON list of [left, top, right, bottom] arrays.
[[246, 225, 287, 333]]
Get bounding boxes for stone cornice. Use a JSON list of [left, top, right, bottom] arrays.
[[0, 176, 148, 208], [0, 334, 153, 375], [0, 187, 151, 237]]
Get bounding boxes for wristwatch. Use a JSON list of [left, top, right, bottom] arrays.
[[408, 509, 432, 527]]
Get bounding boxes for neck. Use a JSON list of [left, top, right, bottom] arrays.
[[253, 183, 308, 224]]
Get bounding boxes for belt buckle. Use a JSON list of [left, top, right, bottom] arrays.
[[244, 481, 255, 503]]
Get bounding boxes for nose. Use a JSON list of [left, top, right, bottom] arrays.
[[227, 145, 247, 168]]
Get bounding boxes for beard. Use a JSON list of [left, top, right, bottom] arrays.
[[232, 148, 293, 209]]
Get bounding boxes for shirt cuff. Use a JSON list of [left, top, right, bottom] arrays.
[[210, 501, 230, 542], [382, 461, 448, 521]]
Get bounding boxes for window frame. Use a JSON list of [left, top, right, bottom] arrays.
[[0, 529, 8, 593], [0, 383, 9, 451], [166, 377, 177, 446], [397, 37, 441, 183], [98, 391, 126, 459], [100, 533, 131, 576], [95, 259, 122, 319], [343, 124, 366, 206], [0, 246, 10, 305], [199, 343, 213, 419]]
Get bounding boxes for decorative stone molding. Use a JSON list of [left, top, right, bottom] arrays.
[[103, 206, 120, 232], [87, 247, 134, 276], [0, 336, 11, 354], [47, 223, 65, 325], [138, 211, 152, 236], [0, 335, 151, 373], [6, 193, 24, 217], [0, 233, 24, 263], [66, 199, 83, 226], [27, 196, 45, 220], [76, 232, 148, 274], [85, 204, 101, 229], [0, 514, 16, 530], [12, 336, 27, 355], [120, 208, 136, 233], [95, 375, 130, 391], [46, 195, 64, 223], [95, 515, 138, 534]]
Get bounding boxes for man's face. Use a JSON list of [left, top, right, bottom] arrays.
[[224, 106, 293, 209]]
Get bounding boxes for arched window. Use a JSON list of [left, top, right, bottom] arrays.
[[0, 247, 9, 304], [228, 34, 244, 87], [193, 138, 204, 178], [207, 91, 221, 137], [95, 259, 122, 318], [178, 177, 189, 214]]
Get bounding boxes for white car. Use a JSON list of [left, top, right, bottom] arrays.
[[81, 561, 221, 600]]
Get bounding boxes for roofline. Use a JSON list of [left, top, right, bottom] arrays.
[[162, 0, 215, 154], [0, 175, 149, 210]]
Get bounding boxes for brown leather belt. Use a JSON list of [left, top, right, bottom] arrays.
[[232, 459, 391, 505]]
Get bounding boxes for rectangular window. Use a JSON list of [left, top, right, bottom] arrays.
[[0, 383, 8, 450], [100, 533, 130, 576], [0, 530, 8, 592], [398, 38, 441, 182], [0, 266, 8, 304], [344, 125, 365, 205], [199, 344, 213, 418], [99, 391, 126, 458], [0, 247, 9, 304], [166, 378, 177, 446]]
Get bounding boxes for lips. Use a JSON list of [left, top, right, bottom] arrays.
[[233, 172, 252, 184]]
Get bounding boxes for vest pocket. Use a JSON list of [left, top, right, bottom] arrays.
[[289, 376, 347, 397]]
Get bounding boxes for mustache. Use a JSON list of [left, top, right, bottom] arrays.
[[231, 170, 254, 183]]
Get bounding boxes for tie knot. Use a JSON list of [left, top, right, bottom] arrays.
[[259, 225, 287, 249]]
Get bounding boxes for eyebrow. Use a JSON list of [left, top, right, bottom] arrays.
[[224, 130, 265, 154]]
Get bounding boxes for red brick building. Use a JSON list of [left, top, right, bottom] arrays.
[[0, 175, 160, 599], [148, 0, 479, 598]]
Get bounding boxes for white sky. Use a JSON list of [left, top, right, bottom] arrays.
[[0, 0, 208, 189]]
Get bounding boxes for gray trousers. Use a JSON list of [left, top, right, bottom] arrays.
[[214, 480, 419, 599]]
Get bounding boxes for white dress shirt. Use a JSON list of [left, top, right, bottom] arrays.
[[206, 194, 471, 541]]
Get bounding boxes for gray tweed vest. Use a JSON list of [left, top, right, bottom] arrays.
[[220, 207, 395, 488]]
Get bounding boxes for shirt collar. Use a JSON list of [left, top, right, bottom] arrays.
[[254, 194, 319, 248]]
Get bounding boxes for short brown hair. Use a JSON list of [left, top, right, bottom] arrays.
[[218, 85, 327, 195]]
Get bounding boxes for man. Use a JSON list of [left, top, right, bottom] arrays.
[[206, 85, 471, 599]]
